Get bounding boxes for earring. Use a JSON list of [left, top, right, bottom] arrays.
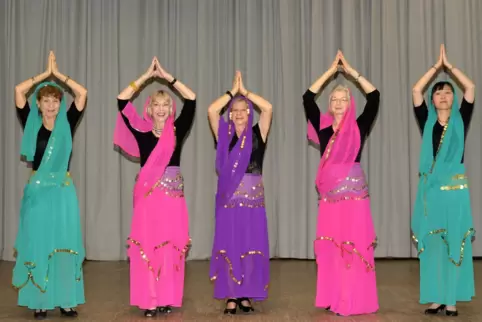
[[229, 112, 232, 120], [246, 109, 250, 115]]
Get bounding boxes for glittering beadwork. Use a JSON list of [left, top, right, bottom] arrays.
[[223, 174, 265, 208], [127, 237, 191, 280], [412, 228, 475, 266], [314, 237, 375, 272], [29, 171, 72, 187], [210, 249, 269, 290], [143, 166, 185, 198], [12, 248, 82, 293], [318, 166, 369, 203]]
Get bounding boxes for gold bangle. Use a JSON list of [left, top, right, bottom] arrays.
[[245, 91, 250, 98], [355, 74, 362, 82], [450, 66, 455, 71], [130, 81, 139, 92], [31, 77, 35, 84], [65, 76, 70, 83]]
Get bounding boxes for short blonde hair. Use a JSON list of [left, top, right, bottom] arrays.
[[329, 84, 350, 101], [150, 90, 172, 107]]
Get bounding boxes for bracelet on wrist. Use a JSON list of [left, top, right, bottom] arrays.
[[129, 81, 139, 92]]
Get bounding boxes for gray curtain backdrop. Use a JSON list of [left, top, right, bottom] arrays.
[[1, 0, 481, 261]]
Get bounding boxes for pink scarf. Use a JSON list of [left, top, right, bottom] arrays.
[[113, 95, 177, 194], [307, 90, 360, 193]]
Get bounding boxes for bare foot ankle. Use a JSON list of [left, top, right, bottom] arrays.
[[429, 303, 442, 309], [226, 299, 237, 310]]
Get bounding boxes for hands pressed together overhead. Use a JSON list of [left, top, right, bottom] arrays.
[[433, 44, 454, 72], [229, 70, 249, 97], [144, 56, 174, 83]]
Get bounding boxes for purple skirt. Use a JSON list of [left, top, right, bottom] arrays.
[[209, 174, 269, 300]]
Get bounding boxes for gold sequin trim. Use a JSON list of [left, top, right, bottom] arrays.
[[29, 171, 72, 187], [328, 184, 368, 194], [223, 199, 265, 208], [210, 250, 269, 290], [412, 228, 475, 266], [430, 119, 449, 174], [127, 238, 191, 280], [12, 248, 82, 293], [324, 130, 339, 161], [223, 180, 265, 208], [345, 176, 364, 182], [440, 183, 468, 191], [315, 236, 375, 272], [318, 193, 369, 203], [144, 173, 184, 198]]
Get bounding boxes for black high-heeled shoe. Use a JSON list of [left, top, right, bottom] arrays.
[[34, 310, 47, 320], [60, 308, 78, 317], [144, 309, 157, 317], [158, 306, 172, 314], [446, 309, 458, 316], [424, 304, 446, 315], [238, 298, 254, 313], [224, 299, 237, 315]]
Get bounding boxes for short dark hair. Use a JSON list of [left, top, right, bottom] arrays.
[[431, 81, 454, 101]]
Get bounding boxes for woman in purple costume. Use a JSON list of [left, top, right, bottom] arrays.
[[208, 71, 273, 314]]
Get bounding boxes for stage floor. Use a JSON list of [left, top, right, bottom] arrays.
[[0, 259, 479, 321]]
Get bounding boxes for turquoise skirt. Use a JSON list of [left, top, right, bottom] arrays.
[[411, 165, 475, 305], [12, 172, 85, 309]]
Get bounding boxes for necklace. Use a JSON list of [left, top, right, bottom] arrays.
[[437, 118, 448, 126], [152, 127, 163, 136]]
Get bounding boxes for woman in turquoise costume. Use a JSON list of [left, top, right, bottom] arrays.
[[411, 44, 475, 317], [12, 51, 88, 320]]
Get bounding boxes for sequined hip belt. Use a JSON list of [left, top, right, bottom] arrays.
[[223, 174, 265, 209]]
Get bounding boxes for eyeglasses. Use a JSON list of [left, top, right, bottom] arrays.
[[232, 109, 248, 114], [331, 98, 349, 104]]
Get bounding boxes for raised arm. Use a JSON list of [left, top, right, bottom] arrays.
[[338, 51, 379, 129], [156, 60, 196, 101], [443, 46, 475, 103], [308, 52, 340, 94], [412, 45, 444, 107], [339, 51, 376, 95], [208, 71, 240, 140], [303, 53, 340, 131], [117, 57, 157, 102], [238, 72, 272, 142], [51, 52, 87, 111], [15, 51, 53, 108]]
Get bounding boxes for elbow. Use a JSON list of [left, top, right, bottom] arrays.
[[78, 88, 88, 98], [15, 86, 23, 95], [264, 103, 273, 112], [207, 105, 216, 117], [412, 88, 422, 96], [466, 83, 476, 91], [188, 93, 196, 101]]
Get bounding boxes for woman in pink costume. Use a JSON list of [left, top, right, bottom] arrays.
[[113, 57, 196, 317], [303, 51, 380, 316]]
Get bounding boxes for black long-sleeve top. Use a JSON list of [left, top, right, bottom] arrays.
[[16, 102, 84, 171], [226, 123, 267, 175], [117, 99, 196, 167], [413, 99, 474, 163], [303, 89, 380, 161]]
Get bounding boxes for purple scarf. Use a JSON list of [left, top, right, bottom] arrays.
[[215, 96, 254, 209]]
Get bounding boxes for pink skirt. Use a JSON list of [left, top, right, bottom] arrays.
[[314, 163, 378, 316], [127, 166, 190, 309]]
